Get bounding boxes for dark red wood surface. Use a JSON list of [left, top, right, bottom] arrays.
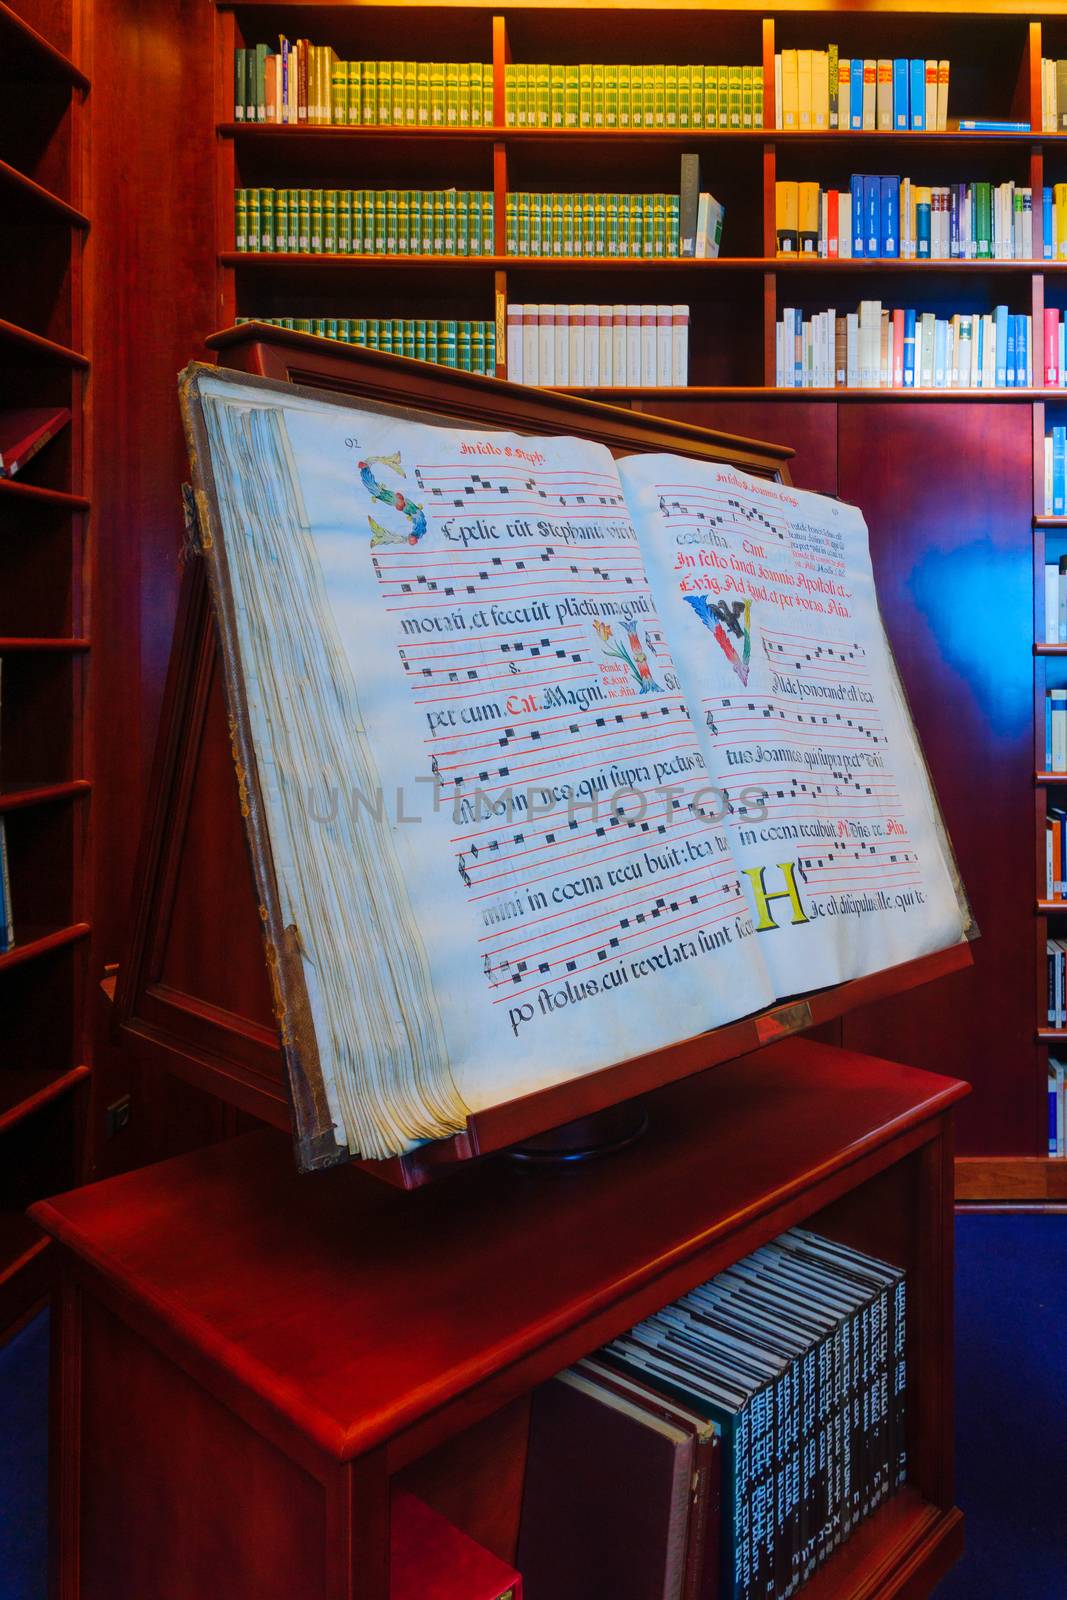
[[33, 1036, 967, 1468]]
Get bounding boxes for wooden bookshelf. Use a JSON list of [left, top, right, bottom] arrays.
[[33, 1037, 968, 1600], [0, 0, 91, 1340]]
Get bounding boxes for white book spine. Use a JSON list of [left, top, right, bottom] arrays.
[[846, 312, 859, 387], [599, 305, 613, 385], [569, 304, 584, 386], [1046, 560, 1059, 641], [672, 305, 688, 387], [694, 193, 709, 259], [555, 304, 569, 386], [1046, 434, 1055, 517], [612, 304, 627, 385], [656, 305, 673, 385], [584, 305, 599, 387], [507, 303, 523, 383], [640, 303, 657, 385], [626, 304, 642, 386], [522, 305, 539, 384], [539, 303, 555, 385]]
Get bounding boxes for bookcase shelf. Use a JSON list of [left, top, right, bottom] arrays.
[[0, 0, 90, 1339]]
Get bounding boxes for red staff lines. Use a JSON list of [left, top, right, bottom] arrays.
[[461, 792, 712, 881], [706, 689, 883, 721], [401, 636, 586, 669], [710, 720, 884, 749], [485, 870, 737, 971], [385, 585, 638, 613], [761, 658, 871, 683], [763, 625, 864, 646], [449, 770, 708, 849], [419, 466, 621, 480], [799, 849, 918, 868], [375, 551, 645, 571], [428, 496, 630, 518], [478, 858, 735, 948], [432, 716, 693, 775], [436, 724, 693, 781], [381, 569, 647, 593], [430, 709, 693, 767], [429, 688, 686, 747], [802, 876, 922, 894], [451, 730, 699, 801], [467, 810, 718, 899], [492, 899, 748, 1004], [763, 631, 867, 660], [411, 664, 592, 702]]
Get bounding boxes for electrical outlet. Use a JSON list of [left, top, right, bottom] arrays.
[[106, 1095, 132, 1137]]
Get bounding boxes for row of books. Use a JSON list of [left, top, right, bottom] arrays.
[[502, 62, 764, 130], [1043, 423, 1067, 520], [1045, 805, 1067, 901], [774, 52, 949, 132], [1047, 939, 1067, 1028], [1045, 688, 1067, 772], [505, 304, 689, 388], [1042, 554, 1067, 643], [504, 192, 683, 258], [235, 316, 497, 374], [1040, 59, 1067, 133], [775, 178, 1033, 262], [234, 188, 494, 256], [776, 304, 1032, 390], [519, 1227, 906, 1600], [233, 45, 494, 126], [1049, 1058, 1067, 1156]]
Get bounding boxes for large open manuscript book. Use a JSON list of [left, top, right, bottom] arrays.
[[180, 364, 972, 1168]]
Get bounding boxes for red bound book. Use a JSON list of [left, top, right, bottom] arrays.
[[1046, 307, 1060, 388], [0, 407, 70, 479], [517, 1369, 696, 1600], [390, 1492, 522, 1600], [827, 189, 839, 258]]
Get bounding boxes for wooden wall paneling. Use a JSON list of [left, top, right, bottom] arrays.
[[761, 16, 775, 131], [633, 397, 839, 497], [87, 0, 228, 1178], [836, 402, 1037, 1155]]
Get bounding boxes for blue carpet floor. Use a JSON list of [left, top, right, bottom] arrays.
[[933, 1213, 1067, 1599], [0, 1217, 1063, 1597]]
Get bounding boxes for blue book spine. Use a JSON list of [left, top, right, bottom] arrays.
[[793, 308, 803, 388], [850, 64, 864, 129], [1044, 188, 1054, 261], [892, 59, 908, 129], [957, 119, 1030, 131], [1048, 694, 1054, 767], [864, 175, 880, 258], [902, 308, 917, 387], [933, 317, 947, 388], [909, 59, 925, 129], [916, 195, 931, 258], [995, 304, 1009, 386], [1053, 426, 1066, 516], [881, 176, 899, 258], [1017, 315, 1029, 387], [1005, 315, 1017, 388], [850, 174, 865, 256], [1051, 1074, 1058, 1154]]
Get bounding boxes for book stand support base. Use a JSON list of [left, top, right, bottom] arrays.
[[503, 1101, 650, 1168]]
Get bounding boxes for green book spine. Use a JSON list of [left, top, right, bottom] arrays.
[[533, 62, 548, 127], [605, 63, 618, 128], [691, 63, 704, 127], [665, 62, 678, 128], [504, 64, 517, 127], [458, 62, 471, 126], [444, 188, 457, 253], [415, 319, 427, 361], [430, 190, 443, 254], [351, 190, 363, 254], [470, 61, 484, 126], [391, 60, 404, 124], [718, 65, 730, 130], [728, 64, 742, 129], [632, 193, 645, 258], [594, 191, 607, 255], [362, 61, 377, 124], [551, 192, 565, 256], [402, 321, 415, 360], [582, 192, 596, 256], [592, 62, 605, 128], [331, 62, 347, 124], [338, 189, 353, 253], [678, 63, 691, 128], [378, 319, 392, 355], [422, 190, 436, 254], [518, 191, 531, 255], [377, 60, 392, 124], [458, 319, 472, 370], [565, 64, 579, 128], [408, 189, 421, 253], [446, 61, 460, 125], [441, 319, 457, 366], [618, 63, 631, 128], [456, 189, 469, 257], [323, 190, 338, 253], [352, 317, 367, 346], [297, 188, 310, 252], [468, 189, 481, 257], [346, 62, 361, 124], [404, 60, 417, 125], [618, 191, 630, 256], [483, 63, 494, 125], [363, 319, 376, 350], [483, 189, 494, 254], [397, 190, 409, 253], [653, 63, 666, 127], [431, 62, 446, 125], [741, 64, 752, 130], [235, 188, 248, 251], [667, 193, 680, 256], [274, 188, 289, 252], [530, 191, 543, 257], [506, 193, 518, 254], [384, 189, 397, 253], [372, 190, 386, 253], [579, 62, 592, 127], [325, 317, 339, 342], [606, 190, 620, 256], [417, 62, 430, 125], [309, 189, 323, 253], [234, 49, 246, 121], [260, 188, 276, 253], [427, 321, 438, 364], [754, 64, 763, 128], [247, 188, 262, 253], [562, 190, 576, 256], [312, 318, 326, 337], [551, 63, 565, 127], [391, 318, 404, 354], [254, 44, 269, 122], [652, 192, 666, 257], [472, 321, 486, 375]]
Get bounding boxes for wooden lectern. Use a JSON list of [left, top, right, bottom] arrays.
[[34, 335, 970, 1598]]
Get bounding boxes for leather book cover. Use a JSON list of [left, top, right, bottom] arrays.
[[518, 1371, 693, 1600]]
